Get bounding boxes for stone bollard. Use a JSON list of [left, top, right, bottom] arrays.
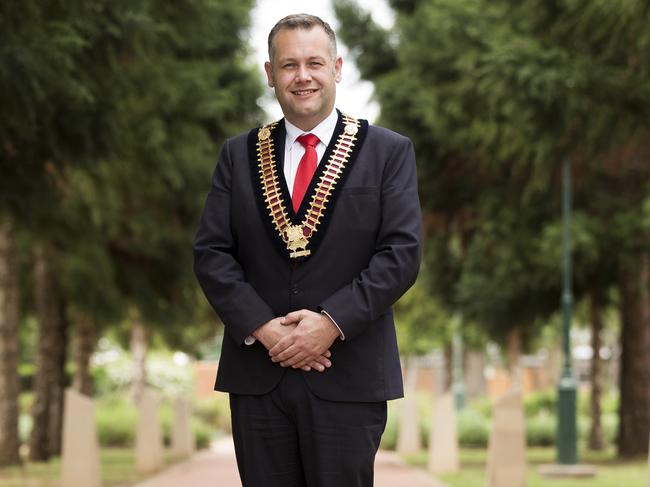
[[397, 361, 421, 455], [171, 397, 194, 458], [135, 389, 164, 474], [486, 391, 526, 487], [428, 393, 459, 474], [61, 388, 102, 487], [397, 392, 421, 455]]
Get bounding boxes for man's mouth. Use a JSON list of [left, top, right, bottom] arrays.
[[292, 89, 317, 96]]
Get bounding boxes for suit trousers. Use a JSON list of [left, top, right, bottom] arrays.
[[229, 368, 387, 487]]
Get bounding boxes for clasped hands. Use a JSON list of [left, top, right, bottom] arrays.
[[252, 309, 340, 373]]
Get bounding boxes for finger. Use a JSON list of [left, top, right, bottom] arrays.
[[295, 361, 322, 372], [304, 361, 325, 372], [323, 350, 332, 358], [279, 316, 296, 326], [284, 310, 306, 324], [313, 354, 332, 368], [280, 351, 307, 367], [268, 336, 293, 357], [292, 352, 325, 370], [272, 343, 304, 363]]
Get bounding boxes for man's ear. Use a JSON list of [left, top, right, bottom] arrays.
[[334, 56, 342, 83], [264, 61, 275, 88]]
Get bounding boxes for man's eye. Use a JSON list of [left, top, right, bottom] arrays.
[[283, 63, 296, 69]]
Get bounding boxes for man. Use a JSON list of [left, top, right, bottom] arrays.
[[194, 13, 421, 487]]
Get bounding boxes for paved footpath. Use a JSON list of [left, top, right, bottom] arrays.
[[135, 437, 448, 487]]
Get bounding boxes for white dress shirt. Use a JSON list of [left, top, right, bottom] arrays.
[[283, 108, 338, 192]]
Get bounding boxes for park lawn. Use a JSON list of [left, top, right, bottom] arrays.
[[406, 447, 648, 487], [0, 448, 178, 487]]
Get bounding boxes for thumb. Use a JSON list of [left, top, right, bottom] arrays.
[[283, 310, 304, 325]]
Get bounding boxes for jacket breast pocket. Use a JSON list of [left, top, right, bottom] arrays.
[[339, 186, 380, 233]]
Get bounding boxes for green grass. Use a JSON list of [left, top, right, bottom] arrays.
[[405, 447, 648, 487], [0, 448, 179, 487]]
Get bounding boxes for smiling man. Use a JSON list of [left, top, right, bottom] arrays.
[[194, 13, 421, 487]]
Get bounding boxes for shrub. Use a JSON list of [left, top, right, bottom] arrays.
[[194, 394, 232, 433], [380, 403, 398, 450], [96, 394, 214, 450], [602, 412, 618, 444], [601, 391, 619, 415], [19, 414, 32, 443], [382, 389, 620, 452], [468, 397, 493, 418], [92, 365, 116, 396], [526, 413, 556, 446], [523, 390, 556, 417], [191, 418, 213, 450], [457, 409, 489, 448], [417, 394, 433, 449], [96, 395, 137, 447]]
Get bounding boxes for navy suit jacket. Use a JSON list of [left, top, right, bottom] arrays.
[[193, 111, 421, 402]]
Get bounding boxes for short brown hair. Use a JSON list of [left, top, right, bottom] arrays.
[[267, 13, 338, 61]]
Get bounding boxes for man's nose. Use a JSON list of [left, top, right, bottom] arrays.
[[295, 65, 312, 82]]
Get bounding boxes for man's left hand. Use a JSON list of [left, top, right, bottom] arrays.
[[269, 310, 340, 369]]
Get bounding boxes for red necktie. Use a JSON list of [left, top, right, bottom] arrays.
[[292, 133, 319, 212]]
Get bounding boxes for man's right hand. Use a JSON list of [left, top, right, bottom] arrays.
[[252, 318, 332, 372]]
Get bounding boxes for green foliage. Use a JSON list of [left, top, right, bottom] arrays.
[[526, 412, 556, 447], [523, 389, 556, 417], [394, 265, 452, 355], [332, 0, 396, 77], [91, 343, 197, 396], [380, 401, 399, 450], [601, 413, 619, 446], [193, 394, 232, 434], [96, 395, 139, 447], [457, 408, 490, 447], [335, 0, 650, 354], [94, 393, 214, 449], [2, 0, 263, 353]]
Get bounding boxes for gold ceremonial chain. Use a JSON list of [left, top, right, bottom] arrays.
[[256, 115, 360, 259]]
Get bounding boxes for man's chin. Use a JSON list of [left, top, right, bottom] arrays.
[[286, 107, 321, 124]]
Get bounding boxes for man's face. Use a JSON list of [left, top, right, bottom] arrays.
[[265, 26, 342, 131]]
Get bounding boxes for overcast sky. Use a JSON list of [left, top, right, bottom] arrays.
[[249, 0, 394, 123]]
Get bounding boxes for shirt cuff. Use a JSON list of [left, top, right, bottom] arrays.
[[321, 310, 345, 341], [244, 335, 256, 346]]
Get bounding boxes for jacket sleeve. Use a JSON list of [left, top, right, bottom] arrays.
[[193, 138, 275, 345], [319, 135, 422, 340]]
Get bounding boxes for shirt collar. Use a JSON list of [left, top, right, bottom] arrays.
[[285, 108, 338, 148]]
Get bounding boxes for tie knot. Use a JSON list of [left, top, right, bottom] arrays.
[[297, 133, 319, 149]]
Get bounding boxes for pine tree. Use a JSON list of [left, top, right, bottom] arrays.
[[335, 0, 650, 456]]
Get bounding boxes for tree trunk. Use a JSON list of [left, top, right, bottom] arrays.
[[506, 326, 522, 391], [48, 294, 67, 458], [443, 344, 453, 392], [617, 252, 650, 458], [72, 313, 95, 396], [0, 220, 21, 466], [130, 318, 149, 403], [588, 291, 605, 451], [29, 245, 68, 461]]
